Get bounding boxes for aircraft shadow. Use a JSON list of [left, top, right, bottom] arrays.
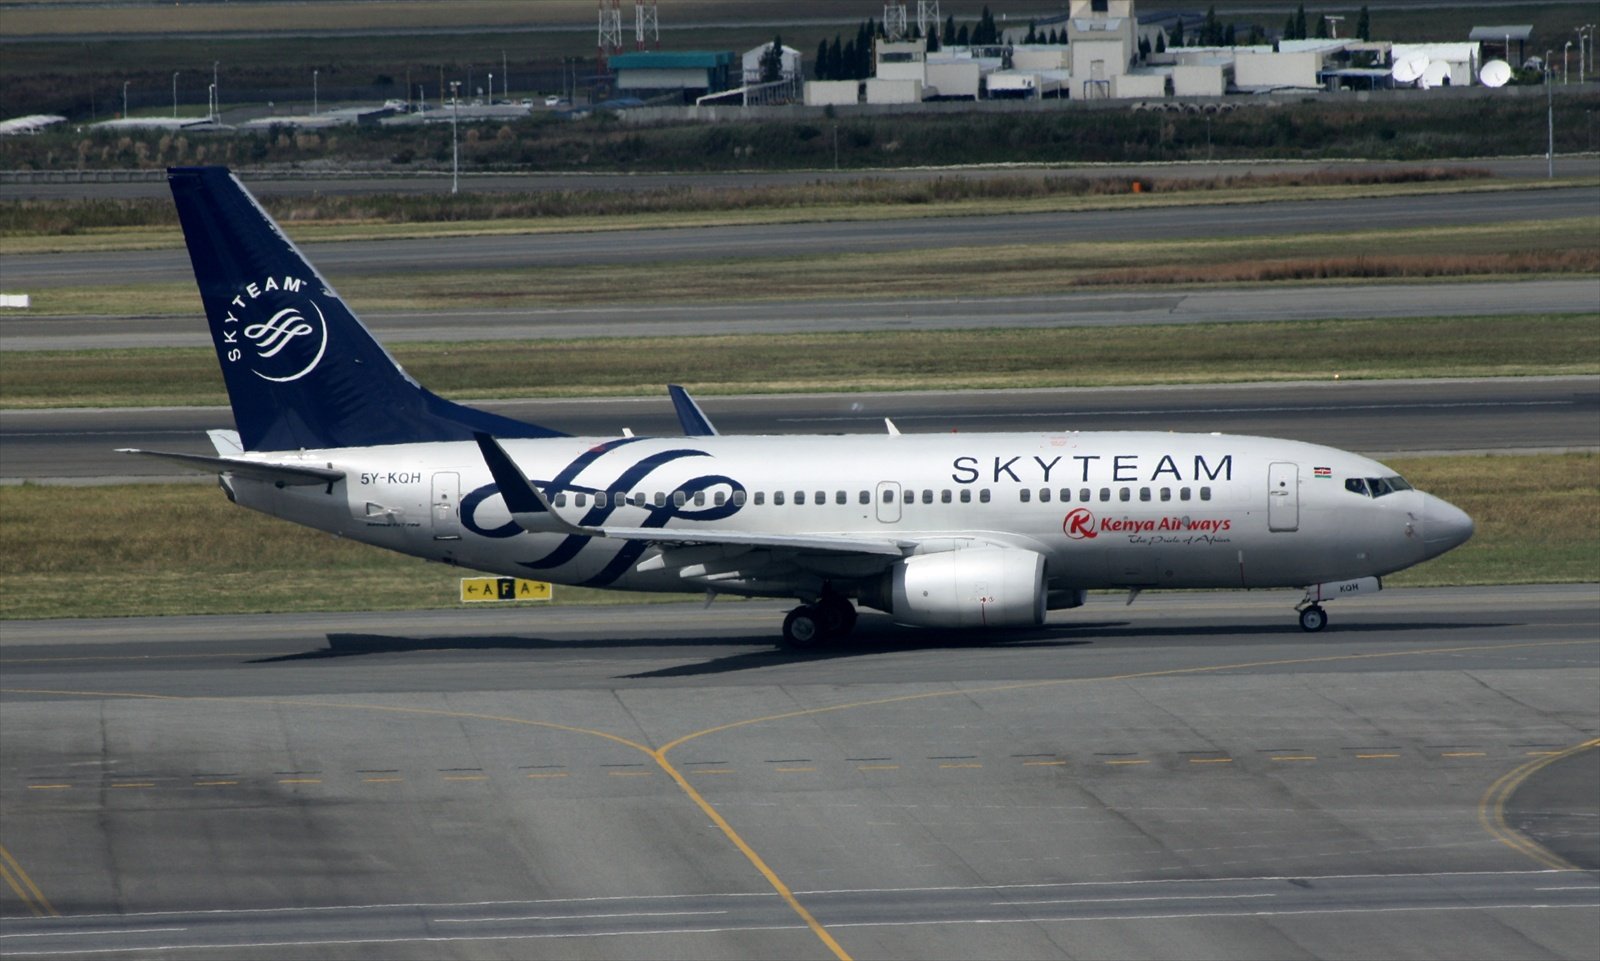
[[245, 617, 1509, 676]]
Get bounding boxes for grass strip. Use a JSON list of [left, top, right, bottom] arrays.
[[15, 216, 1597, 315], [4, 314, 1596, 410], [1, 454, 1591, 620]]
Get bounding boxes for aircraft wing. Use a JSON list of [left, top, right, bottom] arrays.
[[117, 448, 345, 486], [474, 433, 907, 557]]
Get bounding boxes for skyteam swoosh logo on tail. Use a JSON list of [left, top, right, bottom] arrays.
[[218, 274, 329, 383]]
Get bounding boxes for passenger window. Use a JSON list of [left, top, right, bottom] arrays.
[[654, 492, 666, 507], [979, 489, 991, 503], [1139, 487, 1151, 502], [754, 491, 765, 506], [694, 491, 706, 507], [1200, 486, 1212, 501], [960, 489, 972, 503], [1160, 487, 1171, 502], [882, 489, 894, 503], [1119, 487, 1131, 502], [816, 491, 825, 505], [574, 493, 587, 508], [732, 491, 746, 506], [774, 491, 785, 506], [714, 491, 726, 507], [902, 489, 914, 504], [1099, 488, 1111, 502], [941, 490, 952, 503], [1080, 488, 1091, 503], [673, 491, 686, 507], [921, 489, 933, 504], [1040, 488, 1051, 503], [858, 490, 870, 505], [554, 493, 567, 507], [1180, 488, 1191, 502], [1020, 489, 1032, 503], [595, 492, 608, 508], [795, 491, 806, 505]]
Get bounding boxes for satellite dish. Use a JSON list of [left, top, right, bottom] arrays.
[[1479, 59, 1512, 88], [1421, 60, 1451, 88], [1391, 54, 1429, 83]]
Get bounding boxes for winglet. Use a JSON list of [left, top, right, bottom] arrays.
[[472, 433, 590, 536], [668, 384, 719, 437]]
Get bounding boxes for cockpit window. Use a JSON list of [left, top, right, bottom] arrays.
[[1346, 475, 1411, 498]]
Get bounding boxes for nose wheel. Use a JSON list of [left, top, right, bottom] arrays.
[[1297, 604, 1328, 632]]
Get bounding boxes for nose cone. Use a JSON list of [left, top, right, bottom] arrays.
[[1421, 493, 1474, 560]]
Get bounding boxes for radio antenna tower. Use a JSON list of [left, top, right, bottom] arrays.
[[917, 0, 941, 39], [597, 0, 623, 71], [884, 3, 908, 42], [635, 0, 660, 51]]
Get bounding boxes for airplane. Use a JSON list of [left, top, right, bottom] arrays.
[[123, 166, 1475, 649]]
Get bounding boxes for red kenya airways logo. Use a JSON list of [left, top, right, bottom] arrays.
[[1063, 508, 1098, 540]]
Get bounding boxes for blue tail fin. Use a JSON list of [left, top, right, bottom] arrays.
[[168, 166, 565, 451]]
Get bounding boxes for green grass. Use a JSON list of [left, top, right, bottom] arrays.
[[1, 454, 1591, 620], [4, 314, 1596, 410]]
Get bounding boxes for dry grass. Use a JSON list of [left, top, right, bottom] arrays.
[[0, 454, 1591, 619], [5, 314, 1596, 410], [1081, 250, 1600, 285]]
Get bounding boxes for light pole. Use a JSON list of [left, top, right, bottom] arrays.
[[1546, 50, 1555, 178], [488, 72, 494, 104], [450, 80, 461, 195], [212, 61, 219, 120], [1564, 41, 1573, 83], [313, 69, 319, 115], [208, 83, 216, 123], [172, 71, 179, 118], [502, 50, 508, 100], [122, 80, 129, 119], [1584, 25, 1597, 79]]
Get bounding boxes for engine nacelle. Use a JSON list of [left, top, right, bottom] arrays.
[[863, 548, 1047, 629]]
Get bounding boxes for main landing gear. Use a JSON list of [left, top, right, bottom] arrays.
[[781, 591, 858, 650]]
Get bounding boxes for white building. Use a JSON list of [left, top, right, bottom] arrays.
[[1067, 0, 1138, 98], [742, 43, 803, 84]]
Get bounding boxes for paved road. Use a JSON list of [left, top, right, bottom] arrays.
[[2, 586, 1596, 958], [6, 279, 1597, 350], [4, 377, 1596, 484], [6, 187, 1597, 290]]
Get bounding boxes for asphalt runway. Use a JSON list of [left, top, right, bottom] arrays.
[[2, 586, 1596, 959], [7, 279, 1598, 351], [4, 377, 1596, 484], [6, 187, 1598, 290]]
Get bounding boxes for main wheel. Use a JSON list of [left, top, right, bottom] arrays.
[[816, 596, 858, 638], [782, 606, 825, 650], [1298, 604, 1328, 632]]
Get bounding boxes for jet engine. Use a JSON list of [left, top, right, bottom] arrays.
[[861, 548, 1047, 629]]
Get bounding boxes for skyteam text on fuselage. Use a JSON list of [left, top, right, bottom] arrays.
[[124, 167, 1475, 647]]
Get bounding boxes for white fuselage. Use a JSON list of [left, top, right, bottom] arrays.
[[227, 430, 1437, 598]]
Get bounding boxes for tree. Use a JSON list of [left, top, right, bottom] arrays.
[[1025, 21, 1037, 44], [1138, 34, 1151, 58], [956, 23, 970, 46], [841, 39, 857, 81], [1295, 5, 1308, 41], [1155, 30, 1166, 53], [761, 34, 784, 83], [1203, 6, 1218, 45], [927, 23, 940, 52], [1225, 23, 1237, 46], [1171, 17, 1184, 47], [1356, 5, 1370, 41], [944, 15, 957, 47], [1282, 14, 1297, 40], [1314, 14, 1328, 39], [815, 39, 830, 80], [828, 36, 843, 78]]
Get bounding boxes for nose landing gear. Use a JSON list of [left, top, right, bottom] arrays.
[[1296, 603, 1328, 632]]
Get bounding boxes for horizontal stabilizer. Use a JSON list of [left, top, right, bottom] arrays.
[[117, 448, 344, 486]]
